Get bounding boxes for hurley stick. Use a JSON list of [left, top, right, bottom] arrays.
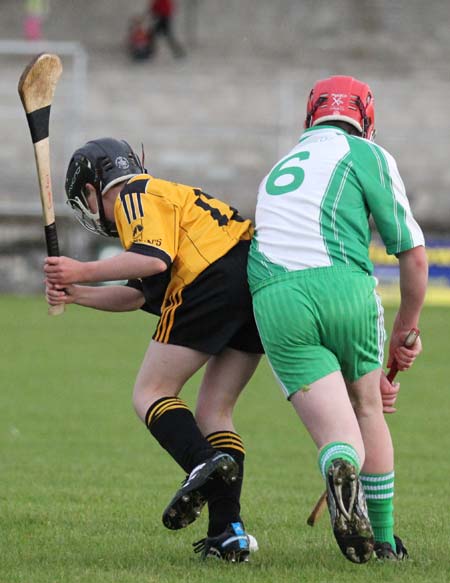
[[18, 53, 64, 316]]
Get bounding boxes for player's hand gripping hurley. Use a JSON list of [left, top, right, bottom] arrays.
[[18, 53, 64, 316], [306, 328, 420, 527], [386, 328, 420, 382]]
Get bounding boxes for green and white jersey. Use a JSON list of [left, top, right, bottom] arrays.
[[249, 125, 424, 287]]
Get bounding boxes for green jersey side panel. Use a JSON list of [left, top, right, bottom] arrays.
[[348, 136, 423, 255]]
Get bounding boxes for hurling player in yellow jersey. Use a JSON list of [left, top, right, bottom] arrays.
[[45, 138, 263, 562]]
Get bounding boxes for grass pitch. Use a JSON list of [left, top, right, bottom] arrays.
[[1, 296, 449, 583]]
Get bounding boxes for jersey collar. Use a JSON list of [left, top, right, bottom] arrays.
[[299, 125, 348, 143]]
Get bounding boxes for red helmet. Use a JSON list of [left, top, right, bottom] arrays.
[[304, 76, 375, 140]]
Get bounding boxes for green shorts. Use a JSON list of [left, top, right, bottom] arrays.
[[251, 266, 385, 397]]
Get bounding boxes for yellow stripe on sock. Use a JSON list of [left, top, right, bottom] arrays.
[[214, 442, 246, 455], [207, 431, 242, 441], [208, 436, 244, 448], [153, 403, 190, 423], [147, 398, 189, 426], [207, 432, 245, 455]]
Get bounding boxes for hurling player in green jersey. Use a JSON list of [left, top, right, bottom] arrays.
[[248, 76, 428, 563]]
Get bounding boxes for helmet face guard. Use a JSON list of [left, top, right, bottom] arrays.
[[304, 76, 376, 140], [65, 138, 145, 237]]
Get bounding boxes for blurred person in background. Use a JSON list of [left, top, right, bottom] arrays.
[[248, 76, 427, 563], [128, 13, 154, 61], [45, 137, 262, 562], [23, 0, 49, 41], [149, 0, 185, 58]]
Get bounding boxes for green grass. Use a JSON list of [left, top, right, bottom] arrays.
[[1, 296, 449, 583]]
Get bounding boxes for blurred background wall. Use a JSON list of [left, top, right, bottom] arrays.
[[1, 0, 449, 292]]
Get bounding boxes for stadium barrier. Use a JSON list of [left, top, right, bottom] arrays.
[[371, 238, 450, 306]]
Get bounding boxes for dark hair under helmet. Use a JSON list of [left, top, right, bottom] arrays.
[[65, 138, 145, 237]]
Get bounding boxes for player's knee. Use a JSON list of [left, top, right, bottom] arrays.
[[132, 382, 181, 422], [353, 396, 383, 421], [132, 383, 160, 421], [132, 386, 147, 421]]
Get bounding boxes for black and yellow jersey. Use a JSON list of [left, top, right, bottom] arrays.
[[115, 173, 253, 293]]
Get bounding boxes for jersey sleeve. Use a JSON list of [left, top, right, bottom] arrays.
[[351, 140, 425, 255], [114, 177, 178, 266]]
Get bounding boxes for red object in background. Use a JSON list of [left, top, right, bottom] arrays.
[[151, 0, 174, 17], [128, 15, 154, 60], [24, 15, 42, 40]]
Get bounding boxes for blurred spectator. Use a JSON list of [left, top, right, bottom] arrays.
[[150, 0, 185, 58], [128, 14, 154, 61], [23, 0, 49, 41]]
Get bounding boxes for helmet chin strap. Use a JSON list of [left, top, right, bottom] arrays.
[[94, 161, 118, 237], [354, 96, 370, 139], [141, 142, 146, 170], [305, 96, 327, 128]]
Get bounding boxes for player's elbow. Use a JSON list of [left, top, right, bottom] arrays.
[[398, 245, 428, 275], [126, 288, 146, 311]]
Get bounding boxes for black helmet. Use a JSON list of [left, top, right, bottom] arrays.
[[65, 138, 145, 237]]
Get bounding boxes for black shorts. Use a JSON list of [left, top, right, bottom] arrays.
[[153, 240, 263, 355]]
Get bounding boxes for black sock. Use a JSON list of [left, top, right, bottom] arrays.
[[145, 396, 216, 474], [205, 431, 245, 536]]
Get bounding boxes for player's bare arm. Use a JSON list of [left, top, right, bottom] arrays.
[[44, 251, 167, 286], [388, 245, 428, 370], [46, 281, 145, 311]]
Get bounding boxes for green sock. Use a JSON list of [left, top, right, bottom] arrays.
[[360, 472, 396, 549], [318, 442, 361, 479]]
